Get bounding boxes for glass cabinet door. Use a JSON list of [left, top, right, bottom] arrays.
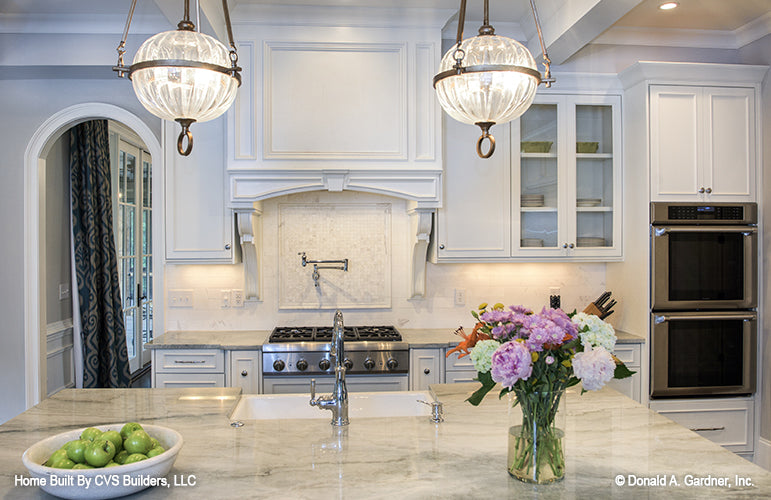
[[516, 103, 560, 250], [574, 104, 615, 250]]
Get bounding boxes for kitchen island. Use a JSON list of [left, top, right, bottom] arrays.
[[2, 383, 767, 498]]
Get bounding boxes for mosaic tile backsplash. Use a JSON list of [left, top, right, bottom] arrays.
[[278, 203, 392, 309]]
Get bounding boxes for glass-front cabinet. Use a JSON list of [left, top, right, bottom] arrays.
[[512, 94, 621, 258]]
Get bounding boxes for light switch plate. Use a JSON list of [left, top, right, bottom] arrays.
[[454, 288, 466, 306], [169, 289, 194, 308]]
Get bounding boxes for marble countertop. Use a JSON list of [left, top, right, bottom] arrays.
[[3, 383, 766, 498], [148, 328, 645, 350]]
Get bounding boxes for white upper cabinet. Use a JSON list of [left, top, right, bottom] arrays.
[[435, 92, 622, 262], [164, 116, 234, 262], [650, 85, 756, 202]]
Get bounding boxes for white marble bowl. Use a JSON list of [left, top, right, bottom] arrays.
[[22, 423, 183, 499]]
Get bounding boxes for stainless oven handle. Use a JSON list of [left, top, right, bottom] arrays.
[[654, 226, 757, 236], [654, 313, 756, 323]]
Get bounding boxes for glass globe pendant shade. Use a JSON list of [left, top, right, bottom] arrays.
[[434, 34, 540, 158], [130, 29, 239, 154]]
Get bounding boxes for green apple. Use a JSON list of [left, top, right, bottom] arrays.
[[123, 453, 148, 465], [104, 461, 121, 468], [113, 450, 129, 465], [80, 427, 103, 443], [102, 430, 123, 453], [84, 439, 116, 467], [120, 422, 143, 440], [53, 458, 76, 469], [146, 446, 165, 459], [149, 437, 160, 449], [44, 449, 68, 467], [64, 439, 89, 464], [123, 430, 153, 455], [72, 463, 94, 470]]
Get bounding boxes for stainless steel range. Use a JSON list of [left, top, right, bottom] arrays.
[[262, 326, 410, 394]]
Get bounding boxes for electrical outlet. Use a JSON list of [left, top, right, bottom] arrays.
[[169, 289, 194, 308], [454, 288, 466, 306], [58, 283, 71, 301], [232, 289, 244, 308], [221, 290, 231, 308]]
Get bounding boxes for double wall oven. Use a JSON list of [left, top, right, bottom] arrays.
[[650, 202, 757, 398]]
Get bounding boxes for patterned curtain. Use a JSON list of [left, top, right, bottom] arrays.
[[70, 120, 131, 388]]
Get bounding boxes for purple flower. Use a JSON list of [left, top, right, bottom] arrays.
[[520, 314, 566, 352], [480, 309, 514, 324], [491, 341, 533, 389], [539, 307, 578, 341], [545, 355, 555, 365], [509, 305, 533, 315]]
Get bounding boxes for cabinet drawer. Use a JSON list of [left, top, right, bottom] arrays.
[[155, 349, 224, 373], [651, 400, 753, 452], [613, 344, 641, 367], [446, 370, 478, 384], [154, 373, 225, 388], [445, 351, 475, 371]]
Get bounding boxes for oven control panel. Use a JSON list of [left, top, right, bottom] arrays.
[[651, 202, 757, 225], [262, 350, 409, 375], [668, 205, 744, 220]]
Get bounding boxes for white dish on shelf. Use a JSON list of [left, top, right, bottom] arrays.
[[521, 238, 544, 247], [576, 198, 602, 207], [577, 237, 606, 247], [22, 424, 183, 500]]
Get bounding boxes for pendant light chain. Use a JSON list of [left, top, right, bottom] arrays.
[[114, 0, 138, 77], [529, 0, 554, 87]]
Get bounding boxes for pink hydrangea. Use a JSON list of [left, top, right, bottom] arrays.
[[572, 345, 616, 391], [491, 341, 533, 389]]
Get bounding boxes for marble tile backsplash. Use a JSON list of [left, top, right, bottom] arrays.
[[278, 203, 391, 309], [164, 191, 608, 331]]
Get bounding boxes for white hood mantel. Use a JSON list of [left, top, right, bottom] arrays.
[[225, 13, 447, 301]]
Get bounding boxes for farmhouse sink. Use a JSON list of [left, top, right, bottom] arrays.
[[230, 391, 434, 421]]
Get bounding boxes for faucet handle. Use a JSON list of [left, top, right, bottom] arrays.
[[310, 379, 316, 401]]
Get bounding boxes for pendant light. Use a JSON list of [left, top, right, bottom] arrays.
[[434, 0, 554, 158], [113, 0, 242, 156]]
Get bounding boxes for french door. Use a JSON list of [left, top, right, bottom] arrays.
[[115, 139, 153, 373]]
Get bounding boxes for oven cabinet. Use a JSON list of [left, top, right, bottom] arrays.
[[444, 350, 478, 384], [650, 85, 756, 203], [410, 348, 445, 390], [649, 398, 754, 455], [263, 375, 408, 394], [164, 116, 236, 262], [604, 343, 642, 403], [434, 92, 622, 262], [151, 349, 225, 388], [226, 350, 261, 394]]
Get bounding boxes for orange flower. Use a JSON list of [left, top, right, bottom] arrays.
[[446, 323, 491, 359]]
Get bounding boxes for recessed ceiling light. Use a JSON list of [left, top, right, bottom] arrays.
[[659, 2, 679, 10]]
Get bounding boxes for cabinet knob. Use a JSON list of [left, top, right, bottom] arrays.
[[439, 244, 445, 250], [241, 370, 248, 377], [424, 368, 431, 375], [705, 187, 712, 194], [569, 243, 575, 249], [562, 243, 568, 248], [698, 187, 705, 194], [225, 243, 231, 250]]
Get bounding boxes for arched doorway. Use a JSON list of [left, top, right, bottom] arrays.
[[24, 103, 164, 407]]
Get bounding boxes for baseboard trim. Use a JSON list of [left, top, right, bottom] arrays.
[[755, 437, 771, 471]]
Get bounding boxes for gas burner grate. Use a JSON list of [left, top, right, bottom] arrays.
[[269, 326, 401, 342]]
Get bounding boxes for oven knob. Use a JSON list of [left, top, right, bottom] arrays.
[[343, 358, 354, 370], [319, 359, 331, 371], [363, 358, 375, 371], [386, 358, 399, 370], [272, 359, 285, 372], [296, 359, 308, 371]]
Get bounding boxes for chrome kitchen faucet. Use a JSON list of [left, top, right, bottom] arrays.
[[309, 310, 350, 426]]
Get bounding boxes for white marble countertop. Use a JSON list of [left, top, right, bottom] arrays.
[[3, 383, 766, 498], [147, 328, 645, 350]]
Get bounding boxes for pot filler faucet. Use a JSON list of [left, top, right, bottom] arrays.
[[309, 310, 349, 426]]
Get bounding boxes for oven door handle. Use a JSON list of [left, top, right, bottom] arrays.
[[654, 313, 757, 323], [654, 226, 757, 236]]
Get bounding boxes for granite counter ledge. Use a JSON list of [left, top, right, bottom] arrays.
[[147, 330, 271, 350], [4, 384, 769, 499]]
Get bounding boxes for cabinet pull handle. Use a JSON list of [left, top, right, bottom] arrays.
[[439, 244, 445, 250], [705, 187, 712, 194], [698, 187, 705, 193], [569, 243, 574, 249], [690, 426, 725, 432], [562, 243, 568, 248], [225, 243, 232, 250], [241, 370, 248, 377], [174, 360, 206, 364], [424, 368, 431, 375]]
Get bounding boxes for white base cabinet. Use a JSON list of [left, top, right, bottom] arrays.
[[410, 348, 444, 390], [152, 349, 225, 388], [605, 343, 642, 403], [650, 397, 754, 454], [226, 350, 261, 394], [444, 350, 478, 384], [263, 375, 408, 394]]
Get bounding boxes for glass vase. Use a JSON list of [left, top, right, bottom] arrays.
[[507, 389, 566, 484]]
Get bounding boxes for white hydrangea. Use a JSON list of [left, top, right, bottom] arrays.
[[573, 345, 616, 391], [469, 340, 499, 373], [572, 312, 616, 352]]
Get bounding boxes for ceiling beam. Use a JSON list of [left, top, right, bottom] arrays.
[[525, 0, 644, 65]]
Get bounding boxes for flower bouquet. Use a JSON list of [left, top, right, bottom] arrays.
[[447, 302, 634, 483]]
